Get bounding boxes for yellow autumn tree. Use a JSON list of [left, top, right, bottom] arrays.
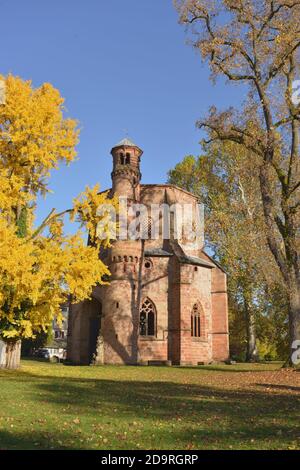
[[0, 75, 117, 369]]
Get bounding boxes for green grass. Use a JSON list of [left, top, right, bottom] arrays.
[[0, 360, 299, 450]]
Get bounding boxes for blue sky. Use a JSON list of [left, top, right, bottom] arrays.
[[1, 0, 243, 231]]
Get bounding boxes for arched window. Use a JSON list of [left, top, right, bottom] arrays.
[[140, 298, 156, 337], [191, 303, 201, 337], [120, 153, 125, 165], [125, 152, 130, 164]]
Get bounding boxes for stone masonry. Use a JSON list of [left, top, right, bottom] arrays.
[[67, 138, 229, 365]]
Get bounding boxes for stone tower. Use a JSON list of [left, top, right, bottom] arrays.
[[66, 138, 229, 366], [109, 137, 143, 292], [111, 138, 143, 201]]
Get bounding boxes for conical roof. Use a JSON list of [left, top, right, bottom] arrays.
[[112, 137, 139, 148]]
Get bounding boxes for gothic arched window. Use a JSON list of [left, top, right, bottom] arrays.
[[191, 303, 201, 337], [140, 298, 156, 337]]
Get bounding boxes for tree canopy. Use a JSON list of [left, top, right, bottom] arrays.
[[175, 0, 300, 364], [0, 75, 117, 348]]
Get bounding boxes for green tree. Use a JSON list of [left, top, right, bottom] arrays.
[[21, 325, 53, 357], [168, 144, 287, 361], [175, 0, 300, 364]]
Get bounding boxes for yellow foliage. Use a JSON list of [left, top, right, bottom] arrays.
[[0, 74, 79, 217], [0, 75, 117, 340], [72, 184, 118, 247]]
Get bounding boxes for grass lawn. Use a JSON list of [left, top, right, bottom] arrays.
[[0, 360, 299, 450]]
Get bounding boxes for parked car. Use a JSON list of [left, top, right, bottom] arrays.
[[34, 347, 66, 362]]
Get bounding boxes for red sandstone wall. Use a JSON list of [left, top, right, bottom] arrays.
[[168, 257, 181, 365], [67, 181, 229, 366], [198, 252, 229, 361], [66, 303, 83, 363], [178, 264, 213, 365], [100, 253, 169, 364], [137, 256, 169, 363], [210, 268, 229, 361], [67, 299, 102, 364]]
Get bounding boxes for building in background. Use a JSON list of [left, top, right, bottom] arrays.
[[52, 304, 69, 348]]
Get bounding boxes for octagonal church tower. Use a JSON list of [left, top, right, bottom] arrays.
[[110, 137, 143, 199], [67, 138, 229, 366]]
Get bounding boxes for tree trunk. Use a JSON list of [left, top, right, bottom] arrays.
[[244, 298, 258, 362], [0, 339, 21, 369], [286, 280, 300, 367], [133, 239, 145, 364]]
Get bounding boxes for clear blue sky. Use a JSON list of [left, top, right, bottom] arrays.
[[1, 0, 243, 231]]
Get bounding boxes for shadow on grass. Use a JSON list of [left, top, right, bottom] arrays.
[[0, 429, 77, 450], [177, 363, 283, 373], [0, 365, 300, 449], [0, 420, 297, 450], [255, 383, 300, 392], [20, 357, 284, 372]]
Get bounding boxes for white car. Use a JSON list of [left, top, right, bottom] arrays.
[[35, 347, 66, 362]]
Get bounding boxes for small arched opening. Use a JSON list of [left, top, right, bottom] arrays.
[[88, 298, 102, 364]]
